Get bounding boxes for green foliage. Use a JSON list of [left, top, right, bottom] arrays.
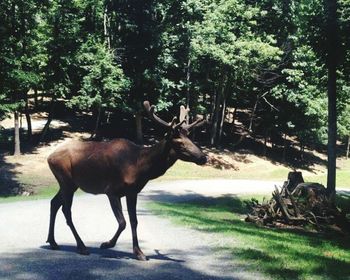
[[271, 45, 328, 144], [68, 38, 130, 111], [339, 103, 350, 139], [0, 0, 41, 103], [0, 95, 16, 121], [44, 0, 84, 99], [0, 0, 349, 154], [107, 0, 163, 111], [191, 0, 281, 70]]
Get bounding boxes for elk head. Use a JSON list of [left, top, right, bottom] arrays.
[[143, 101, 207, 165]]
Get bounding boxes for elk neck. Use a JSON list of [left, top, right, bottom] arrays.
[[138, 138, 177, 180]]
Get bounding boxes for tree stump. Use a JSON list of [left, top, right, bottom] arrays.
[[286, 171, 304, 192], [245, 172, 350, 233]]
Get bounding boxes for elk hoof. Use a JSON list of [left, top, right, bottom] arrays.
[[100, 241, 115, 249], [134, 248, 148, 261], [47, 240, 60, 250], [77, 247, 90, 255], [136, 253, 148, 261]]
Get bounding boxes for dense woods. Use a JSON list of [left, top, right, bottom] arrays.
[[0, 1, 349, 178]]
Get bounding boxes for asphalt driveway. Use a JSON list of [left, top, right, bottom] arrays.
[[0, 179, 284, 280]]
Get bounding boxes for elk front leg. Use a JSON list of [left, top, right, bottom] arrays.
[[100, 195, 126, 249], [126, 194, 147, 261], [47, 191, 62, 250]]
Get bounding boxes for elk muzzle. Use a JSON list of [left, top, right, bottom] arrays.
[[172, 136, 207, 165], [196, 154, 207, 165]]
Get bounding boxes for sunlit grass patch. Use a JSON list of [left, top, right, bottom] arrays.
[[157, 158, 350, 189], [305, 159, 350, 188], [0, 184, 84, 203]]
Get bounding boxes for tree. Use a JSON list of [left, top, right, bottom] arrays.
[[0, 0, 41, 154], [108, 0, 163, 143], [325, 0, 339, 195], [190, 0, 282, 145], [68, 38, 129, 138], [41, 0, 83, 141]]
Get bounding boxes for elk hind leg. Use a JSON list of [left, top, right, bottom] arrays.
[[61, 188, 89, 255], [100, 195, 126, 249]]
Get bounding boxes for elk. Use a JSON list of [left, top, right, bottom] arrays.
[[46, 101, 207, 260]]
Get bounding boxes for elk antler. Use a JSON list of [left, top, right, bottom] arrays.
[[179, 105, 190, 123], [143, 101, 177, 128], [179, 105, 206, 131], [182, 118, 207, 131]]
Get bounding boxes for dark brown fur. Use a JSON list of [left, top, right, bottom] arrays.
[[46, 128, 206, 260]]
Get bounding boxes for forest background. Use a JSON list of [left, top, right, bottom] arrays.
[[0, 0, 349, 191]]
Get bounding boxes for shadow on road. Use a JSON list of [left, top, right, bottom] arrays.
[[0, 247, 237, 280], [40, 245, 185, 263], [140, 188, 253, 204]]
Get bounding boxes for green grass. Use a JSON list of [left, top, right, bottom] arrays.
[[0, 184, 59, 203], [148, 195, 350, 280], [305, 159, 350, 188], [156, 161, 291, 181], [157, 159, 350, 188], [0, 184, 87, 203]]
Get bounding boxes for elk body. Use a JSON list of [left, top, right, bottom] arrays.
[[46, 101, 207, 260]]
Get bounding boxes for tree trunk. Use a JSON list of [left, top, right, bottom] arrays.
[[230, 107, 237, 134], [346, 135, 350, 159], [300, 141, 304, 161], [91, 105, 102, 139], [326, 53, 337, 196], [249, 96, 259, 132], [135, 112, 143, 144], [325, 0, 338, 196], [231, 107, 237, 125], [210, 89, 217, 145], [186, 57, 191, 114], [14, 111, 21, 156], [210, 75, 227, 146], [104, 5, 111, 49], [34, 88, 38, 108], [282, 133, 287, 162], [210, 89, 221, 146], [40, 101, 55, 142], [263, 129, 268, 157], [25, 94, 32, 140], [217, 95, 226, 145]]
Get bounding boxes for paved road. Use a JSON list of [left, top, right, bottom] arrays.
[[0, 179, 320, 280]]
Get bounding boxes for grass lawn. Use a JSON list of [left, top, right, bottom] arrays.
[[0, 184, 84, 204], [157, 158, 350, 188], [0, 185, 58, 203], [156, 160, 290, 181], [305, 159, 350, 189], [148, 195, 350, 280]]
